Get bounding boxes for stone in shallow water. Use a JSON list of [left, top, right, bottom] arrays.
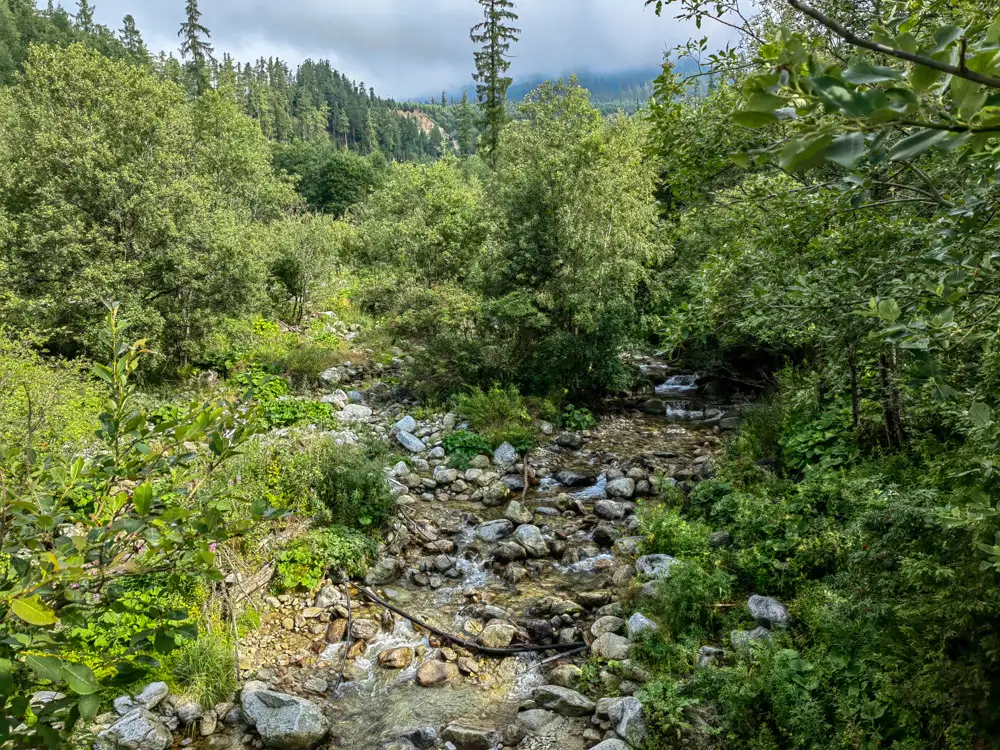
[[479, 620, 517, 649], [378, 647, 414, 670], [504, 500, 534, 525], [531, 685, 596, 717], [416, 660, 459, 687], [554, 469, 597, 487], [606, 477, 636, 499], [476, 519, 514, 542], [513, 524, 549, 558], [240, 682, 330, 750], [440, 724, 499, 750]]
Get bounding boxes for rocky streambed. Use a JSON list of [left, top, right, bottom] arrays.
[[94, 364, 775, 750]]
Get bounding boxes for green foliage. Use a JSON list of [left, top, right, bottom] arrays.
[[443, 430, 492, 469], [274, 526, 377, 591], [641, 563, 733, 640], [561, 404, 597, 432], [638, 679, 700, 747], [272, 141, 386, 216], [453, 384, 537, 450], [0, 305, 273, 747], [781, 410, 859, 473], [165, 634, 237, 709], [311, 439, 396, 529], [640, 506, 712, 561]]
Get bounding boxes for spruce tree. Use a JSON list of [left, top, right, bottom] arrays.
[[119, 14, 148, 63], [470, 0, 519, 166], [178, 0, 214, 95], [74, 0, 95, 33], [458, 91, 476, 157]]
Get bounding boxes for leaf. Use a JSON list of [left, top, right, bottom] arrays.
[[877, 299, 902, 323], [826, 132, 866, 167], [133, 482, 152, 516], [61, 663, 100, 695], [91, 363, 113, 383], [888, 129, 950, 161], [779, 134, 834, 172], [746, 91, 786, 111], [78, 694, 101, 721], [931, 25, 964, 53], [843, 59, 902, 85], [24, 654, 63, 683], [11, 596, 58, 627], [733, 110, 778, 128], [729, 151, 751, 168], [0, 659, 12, 695], [810, 77, 873, 117], [970, 402, 993, 427]]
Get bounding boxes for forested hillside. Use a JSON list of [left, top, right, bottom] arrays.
[[1, 0, 1000, 749]]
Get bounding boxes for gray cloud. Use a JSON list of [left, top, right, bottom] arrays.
[[82, 0, 719, 98]]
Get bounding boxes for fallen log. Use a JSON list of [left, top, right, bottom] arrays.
[[357, 585, 588, 657]]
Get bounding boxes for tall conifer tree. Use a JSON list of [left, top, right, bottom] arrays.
[[470, 0, 519, 166], [458, 90, 476, 157], [178, 0, 214, 95], [119, 14, 148, 63], [74, 0, 95, 33]]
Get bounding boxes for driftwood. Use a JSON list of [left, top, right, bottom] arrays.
[[332, 584, 353, 693], [358, 586, 588, 657]]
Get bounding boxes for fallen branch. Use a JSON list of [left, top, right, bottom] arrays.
[[357, 586, 588, 657], [522, 645, 590, 674], [332, 583, 353, 693]]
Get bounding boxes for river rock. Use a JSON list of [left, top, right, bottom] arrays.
[[554, 432, 584, 449], [513, 524, 549, 558], [590, 741, 629, 750], [547, 664, 582, 689], [627, 613, 658, 638], [606, 478, 636, 499], [433, 466, 459, 484], [591, 616, 626, 638], [113, 682, 169, 715], [482, 483, 510, 506], [416, 660, 459, 687], [504, 500, 534, 525], [639, 398, 666, 415], [480, 620, 517, 649], [240, 682, 329, 750], [476, 519, 514, 542], [516, 709, 559, 733], [748, 595, 790, 628], [400, 727, 438, 749], [731, 627, 772, 648], [339, 404, 373, 421], [365, 558, 402, 586], [378, 647, 414, 669], [319, 367, 342, 385], [440, 724, 499, 750], [554, 469, 597, 487], [609, 697, 648, 747], [393, 415, 417, 434], [494, 442, 519, 466], [698, 645, 725, 668], [495, 541, 527, 562], [636, 554, 680, 580], [532, 685, 596, 717], [175, 699, 203, 726], [396, 431, 426, 453], [593, 525, 618, 548], [315, 585, 344, 609], [594, 500, 625, 520], [591, 633, 632, 660]]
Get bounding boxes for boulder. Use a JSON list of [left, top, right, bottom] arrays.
[[698, 645, 725, 668], [338, 404, 372, 421], [547, 664, 582, 689], [393, 416, 417, 434], [590, 742, 629, 750], [416, 660, 459, 687], [554, 469, 598, 488], [433, 466, 459, 484], [399, 727, 438, 749], [627, 613, 658, 638], [731, 627, 772, 648], [748, 595, 790, 628], [319, 368, 342, 385], [493, 442, 519, 466], [480, 620, 517, 649], [396, 431, 426, 454], [609, 697, 648, 748], [314, 585, 344, 609], [440, 724, 499, 750], [531, 685, 596, 717], [365, 558, 401, 586], [516, 709, 559, 733], [495, 541, 527, 562], [319, 390, 349, 407], [591, 633, 632, 661], [554, 432, 584, 450], [95, 709, 172, 750], [240, 682, 329, 750], [594, 500, 625, 520], [636, 554, 680, 581], [591, 616, 626, 638], [504, 500, 534, 525], [378, 647, 414, 670], [513, 524, 549, 558], [606, 478, 636, 499], [175, 699, 203, 726], [476, 519, 515, 542], [112, 682, 170, 716], [639, 398, 666, 415]]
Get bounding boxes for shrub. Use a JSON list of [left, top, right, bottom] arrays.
[[274, 526, 377, 591], [640, 506, 712, 560], [453, 384, 537, 449], [561, 403, 597, 431], [639, 679, 700, 747], [166, 635, 238, 709], [642, 563, 733, 639], [311, 440, 396, 529], [443, 430, 492, 468]]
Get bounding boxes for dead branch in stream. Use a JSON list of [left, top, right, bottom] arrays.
[[357, 586, 588, 657]]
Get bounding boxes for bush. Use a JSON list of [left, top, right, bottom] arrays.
[[640, 506, 712, 561], [453, 384, 538, 449], [561, 403, 597, 431], [642, 563, 733, 639], [311, 440, 396, 530], [274, 526, 377, 591], [443, 430, 492, 468], [166, 635, 238, 709], [639, 679, 700, 747]]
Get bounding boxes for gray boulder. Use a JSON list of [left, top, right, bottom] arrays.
[[531, 685, 596, 717], [513, 524, 549, 558], [440, 724, 499, 750], [315, 585, 344, 609], [396, 431, 426, 453], [627, 613, 658, 638], [338, 404, 373, 422], [591, 632, 632, 660], [479, 620, 517, 649], [594, 500, 625, 520], [112, 682, 169, 716], [554, 469, 597, 488], [365, 557, 402, 586], [493, 442, 519, 466], [504, 500, 534, 525], [606, 477, 636, 499], [698, 645, 725, 668], [591, 616, 626, 638], [393, 416, 417, 434], [635, 555, 680, 581], [476, 519, 514, 542], [590, 742, 629, 750], [609, 697, 648, 747], [240, 682, 329, 750], [748, 595, 790, 628], [319, 367, 342, 386], [95, 709, 172, 750], [433, 466, 459, 484]]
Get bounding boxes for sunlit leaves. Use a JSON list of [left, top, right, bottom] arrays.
[[10, 597, 58, 627]]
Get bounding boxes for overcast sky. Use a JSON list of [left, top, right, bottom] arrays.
[[76, 0, 717, 99]]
